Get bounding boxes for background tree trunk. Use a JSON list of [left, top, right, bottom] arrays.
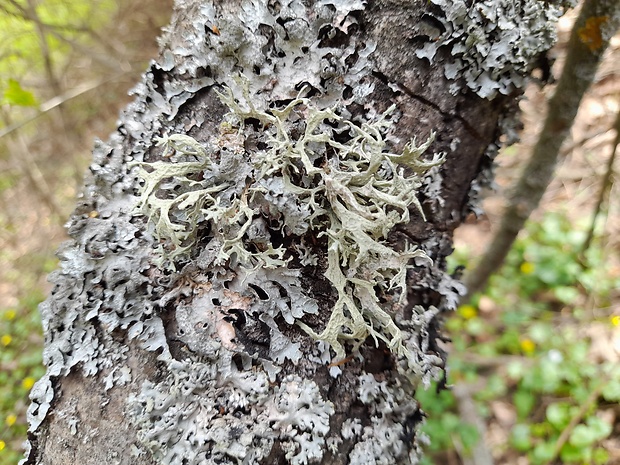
[[22, 1, 571, 464]]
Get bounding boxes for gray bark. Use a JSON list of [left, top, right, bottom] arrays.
[[22, 1, 571, 464]]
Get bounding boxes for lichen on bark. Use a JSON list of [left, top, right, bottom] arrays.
[[21, 1, 573, 464], [131, 78, 444, 361]]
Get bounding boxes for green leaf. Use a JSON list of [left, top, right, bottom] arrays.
[[3, 79, 38, 107], [441, 412, 461, 432], [514, 390, 536, 418], [546, 402, 571, 430], [445, 317, 463, 332], [593, 447, 610, 464], [499, 328, 522, 354], [464, 318, 486, 336], [602, 379, 620, 402], [419, 457, 434, 465], [510, 423, 532, 452], [531, 442, 555, 464], [529, 322, 554, 343], [531, 421, 553, 438], [522, 362, 561, 393], [459, 424, 480, 451], [537, 266, 560, 286], [422, 419, 451, 451], [553, 286, 580, 304], [569, 426, 597, 448], [507, 361, 526, 380], [560, 443, 588, 462], [569, 417, 612, 448], [477, 374, 506, 400]]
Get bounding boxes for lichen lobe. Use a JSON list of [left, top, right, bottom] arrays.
[[417, 0, 573, 98]]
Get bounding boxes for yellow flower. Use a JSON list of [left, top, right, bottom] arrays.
[[520, 338, 536, 355], [611, 315, 620, 327], [0, 335, 12, 346], [520, 262, 535, 275], [22, 377, 35, 390], [3, 309, 16, 321], [458, 305, 478, 320], [0, 440, 5, 451], [5, 414, 16, 427]]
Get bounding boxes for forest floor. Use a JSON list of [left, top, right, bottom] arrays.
[[0, 3, 619, 465]]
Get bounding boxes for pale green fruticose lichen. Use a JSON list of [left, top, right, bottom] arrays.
[[131, 78, 443, 360], [129, 133, 289, 270]]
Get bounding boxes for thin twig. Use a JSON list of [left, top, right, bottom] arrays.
[[2, 5, 129, 59], [544, 377, 609, 465], [463, 0, 620, 300], [1, 0, 131, 72], [580, 106, 620, 256], [456, 352, 536, 369], [0, 73, 131, 140], [24, 0, 73, 143], [6, 130, 64, 222], [560, 129, 614, 157], [452, 383, 495, 465], [451, 432, 475, 465], [24, 0, 62, 97], [46, 28, 132, 72]]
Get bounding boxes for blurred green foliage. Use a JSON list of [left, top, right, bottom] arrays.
[[418, 212, 620, 464], [2, 80, 37, 108], [0, 0, 116, 110]]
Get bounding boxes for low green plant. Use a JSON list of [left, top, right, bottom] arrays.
[[417, 386, 480, 458], [0, 296, 45, 464], [419, 211, 620, 464]]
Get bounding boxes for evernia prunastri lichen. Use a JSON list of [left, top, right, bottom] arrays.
[[131, 79, 444, 359]]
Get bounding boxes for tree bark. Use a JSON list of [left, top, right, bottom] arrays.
[[22, 1, 571, 464]]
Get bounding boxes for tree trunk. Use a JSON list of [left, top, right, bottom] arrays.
[[22, 1, 570, 464]]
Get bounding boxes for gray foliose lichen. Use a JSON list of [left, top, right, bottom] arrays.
[[416, 0, 575, 99], [124, 61, 442, 465], [423, 0, 575, 216], [23, 0, 564, 464]]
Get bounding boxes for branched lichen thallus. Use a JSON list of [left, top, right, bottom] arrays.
[[130, 81, 444, 360]]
